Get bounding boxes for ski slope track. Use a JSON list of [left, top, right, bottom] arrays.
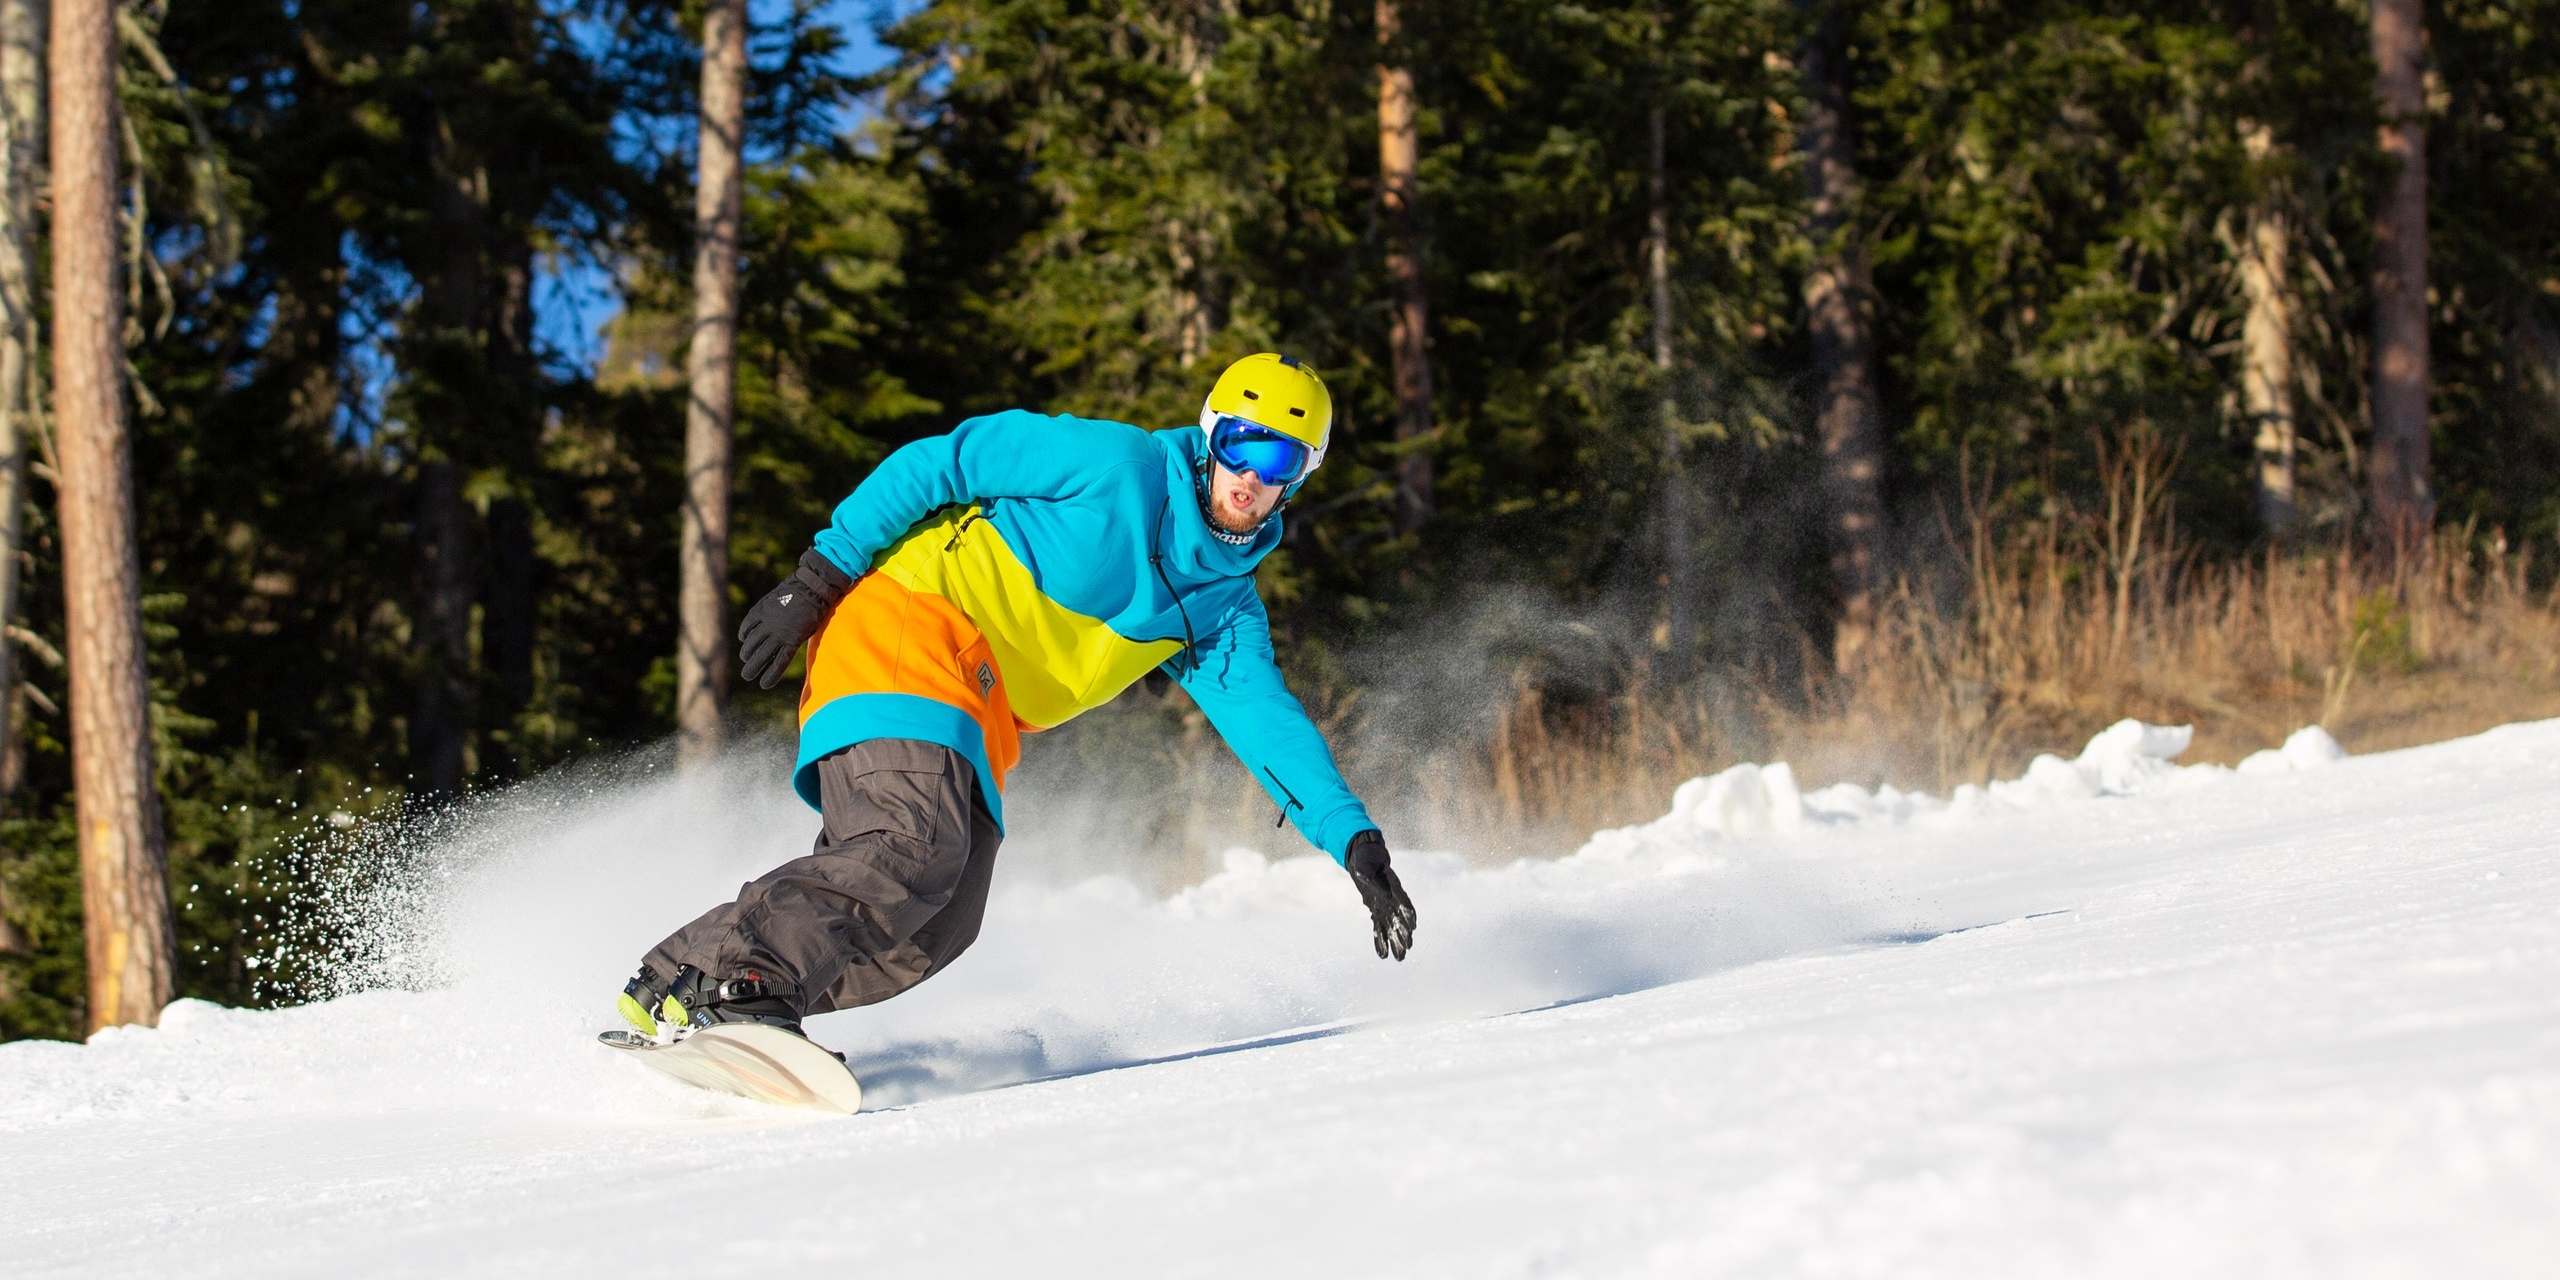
[[6, 719, 2557, 1278]]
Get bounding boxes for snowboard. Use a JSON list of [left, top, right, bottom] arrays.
[[599, 1023, 864, 1115]]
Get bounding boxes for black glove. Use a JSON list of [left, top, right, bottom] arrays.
[[1345, 830, 1417, 961], [737, 551, 856, 690]]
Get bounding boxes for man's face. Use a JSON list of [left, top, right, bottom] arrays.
[[1206, 462, 1283, 534]]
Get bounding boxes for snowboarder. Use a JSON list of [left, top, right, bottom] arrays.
[[617, 353, 1419, 1042]]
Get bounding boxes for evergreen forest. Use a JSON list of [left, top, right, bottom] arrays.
[[3, 0, 2557, 1039]]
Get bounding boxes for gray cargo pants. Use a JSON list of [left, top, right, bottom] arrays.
[[643, 738, 1004, 1017]]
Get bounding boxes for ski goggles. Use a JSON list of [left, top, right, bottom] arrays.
[[1207, 414, 1314, 486]]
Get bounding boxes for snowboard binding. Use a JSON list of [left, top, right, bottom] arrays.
[[618, 963, 804, 1043]]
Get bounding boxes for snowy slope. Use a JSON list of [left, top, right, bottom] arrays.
[[5, 719, 2558, 1278]]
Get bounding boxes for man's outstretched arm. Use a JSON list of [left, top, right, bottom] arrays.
[[1174, 596, 1417, 959]]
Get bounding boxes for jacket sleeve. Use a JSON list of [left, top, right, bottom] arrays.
[[811, 410, 1139, 575], [1173, 590, 1376, 864]]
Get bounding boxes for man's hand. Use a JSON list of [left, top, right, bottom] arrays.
[[1344, 830, 1417, 961], [737, 551, 857, 689]]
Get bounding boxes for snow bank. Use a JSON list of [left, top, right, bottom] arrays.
[[1573, 717, 2346, 867], [2239, 725, 2350, 775]]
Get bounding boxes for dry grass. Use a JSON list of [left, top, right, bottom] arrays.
[[1802, 524, 2560, 787], [1375, 435, 2560, 852]]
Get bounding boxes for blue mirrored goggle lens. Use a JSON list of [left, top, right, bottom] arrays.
[[1209, 416, 1311, 484]]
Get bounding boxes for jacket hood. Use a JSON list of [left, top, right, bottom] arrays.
[[1151, 426, 1282, 579]]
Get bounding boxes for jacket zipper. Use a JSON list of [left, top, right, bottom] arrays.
[[1149, 498, 1199, 676], [1261, 767, 1303, 829], [942, 505, 990, 551]]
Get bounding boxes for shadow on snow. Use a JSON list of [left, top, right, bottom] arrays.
[[845, 907, 2072, 1110]]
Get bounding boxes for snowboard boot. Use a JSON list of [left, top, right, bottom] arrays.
[[617, 963, 806, 1042]]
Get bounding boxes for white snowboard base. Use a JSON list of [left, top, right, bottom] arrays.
[[599, 1024, 863, 1115]]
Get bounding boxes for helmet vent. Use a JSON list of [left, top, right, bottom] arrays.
[[1288, 407, 1305, 417], [1242, 389, 1260, 400]]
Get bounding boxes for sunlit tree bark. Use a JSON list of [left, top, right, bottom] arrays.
[[2367, 0, 2432, 552], [1377, 0, 1434, 538], [1799, 0, 1885, 669], [2237, 114, 2299, 537], [53, 0, 174, 1031], [677, 0, 746, 767]]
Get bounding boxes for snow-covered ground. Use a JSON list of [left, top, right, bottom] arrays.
[[5, 718, 2557, 1278]]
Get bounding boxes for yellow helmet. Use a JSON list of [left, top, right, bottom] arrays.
[[1199, 352, 1332, 478]]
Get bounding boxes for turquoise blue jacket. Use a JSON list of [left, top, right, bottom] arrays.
[[796, 410, 1375, 864]]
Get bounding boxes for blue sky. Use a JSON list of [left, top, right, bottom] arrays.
[[530, 0, 905, 376]]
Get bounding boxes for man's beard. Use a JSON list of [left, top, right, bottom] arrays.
[[1195, 461, 1273, 542], [1209, 495, 1265, 534]]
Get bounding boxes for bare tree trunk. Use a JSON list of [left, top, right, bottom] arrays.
[[482, 233, 536, 776], [1649, 102, 1693, 679], [1798, 1, 1886, 670], [411, 453, 470, 796], [404, 4, 555, 791], [0, 0, 29, 970], [483, 492, 532, 754], [677, 0, 745, 768], [2236, 115, 2298, 537], [2367, 0, 2432, 553], [407, 81, 489, 796], [1168, 0, 1227, 369], [1376, 0, 1434, 537], [52, 0, 173, 1031], [0, 0, 42, 818]]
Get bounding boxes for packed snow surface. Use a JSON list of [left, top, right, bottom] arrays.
[[5, 717, 2557, 1278]]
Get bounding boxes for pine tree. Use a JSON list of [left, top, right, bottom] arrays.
[[2366, 0, 2432, 551], [1646, 93, 1691, 676], [1375, 0, 1435, 541], [0, 0, 35, 974], [1798, 0, 1887, 668], [676, 0, 748, 767], [2233, 103, 2298, 536], [52, 0, 175, 1031], [0, 0, 40, 803], [364, 0, 622, 789]]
